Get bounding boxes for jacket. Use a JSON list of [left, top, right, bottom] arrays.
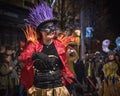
[[19, 39, 74, 89]]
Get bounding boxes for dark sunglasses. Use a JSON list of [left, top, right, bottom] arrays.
[[42, 26, 57, 33], [40, 23, 58, 34]]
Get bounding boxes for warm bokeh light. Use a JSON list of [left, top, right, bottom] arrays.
[[74, 29, 81, 36]]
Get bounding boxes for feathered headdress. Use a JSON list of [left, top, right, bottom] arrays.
[[25, 0, 57, 31], [23, 0, 57, 44]]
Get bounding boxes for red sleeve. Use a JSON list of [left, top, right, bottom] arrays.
[[18, 42, 36, 89], [19, 42, 36, 63], [61, 51, 75, 85], [54, 39, 75, 85]]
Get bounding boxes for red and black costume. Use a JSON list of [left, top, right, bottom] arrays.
[[19, 39, 74, 89]]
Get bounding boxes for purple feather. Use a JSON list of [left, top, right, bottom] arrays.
[[25, 0, 55, 29]]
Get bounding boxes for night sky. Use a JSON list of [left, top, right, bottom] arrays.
[[108, 0, 120, 35]]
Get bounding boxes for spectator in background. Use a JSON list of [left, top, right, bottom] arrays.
[[98, 51, 120, 96], [0, 53, 14, 96], [5, 45, 20, 96]]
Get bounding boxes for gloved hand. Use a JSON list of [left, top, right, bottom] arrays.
[[47, 55, 59, 70], [32, 52, 53, 70], [33, 59, 47, 70], [48, 55, 58, 64], [32, 52, 48, 61]]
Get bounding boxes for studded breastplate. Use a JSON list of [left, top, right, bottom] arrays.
[[33, 42, 63, 88]]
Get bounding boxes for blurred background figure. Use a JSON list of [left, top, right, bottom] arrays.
[[0, 53, 14, 96], [98, 51, 120, 96], [5, 45, 20, 96], [0, 45, 6, 54]]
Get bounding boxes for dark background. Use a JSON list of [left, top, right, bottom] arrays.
[[109, 0, 120, 35]]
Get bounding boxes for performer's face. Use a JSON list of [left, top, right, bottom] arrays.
[[40, 22, 57, 40], [41, 31, 55, 40]]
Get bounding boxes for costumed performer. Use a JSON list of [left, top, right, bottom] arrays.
[[98, 50, 120, 96], [18, 0, 75, 96]]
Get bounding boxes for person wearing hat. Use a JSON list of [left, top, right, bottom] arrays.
[[98, 50, 120, 96], [114, 37, 120, 76], [18, 0, 75, 96]]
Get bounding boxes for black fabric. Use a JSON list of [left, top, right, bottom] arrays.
[[33, 42, 63, 88], [41, 42, 63, 70], [33, 52, 61, 71], [34, 70, 63, 88], [40, 22, 57, 34], [34, 81, 63, 89], [32, 52, 48, 61], [32, 52, 53, 70], [32, 42, 62, 71], [36, 19, 58, 33], [33, 59, 53, 71]]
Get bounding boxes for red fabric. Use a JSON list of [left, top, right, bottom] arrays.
[[19, 39, 74, 89]]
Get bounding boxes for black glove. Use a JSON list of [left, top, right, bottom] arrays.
[[47, 55, 59, 70], [32, 52, 53, 70], [33, 59, 47, 70], [32, 52, 48, 61], [48, 56, 58, 65]]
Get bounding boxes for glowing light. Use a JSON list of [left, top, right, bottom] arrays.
[[116, 37, 120, 47], [74, 29, 81, 36]]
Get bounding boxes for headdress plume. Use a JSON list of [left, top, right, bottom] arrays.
[[25, 0, 56, 30]]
